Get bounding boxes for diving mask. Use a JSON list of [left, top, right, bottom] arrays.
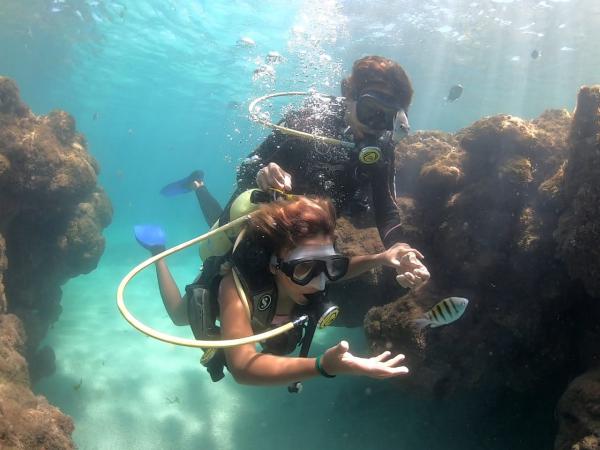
[[272, 244, 349, 287], [355, 91, 410, 142]]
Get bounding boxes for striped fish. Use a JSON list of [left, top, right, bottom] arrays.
[[414, 297, 469, 330]]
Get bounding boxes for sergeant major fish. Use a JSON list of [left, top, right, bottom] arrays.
[[413, 297, 469, 329]]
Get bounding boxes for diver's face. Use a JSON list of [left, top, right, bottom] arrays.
[[272, 235, 335, 305], [345, 99, 378, 140], [344, 84, 404, 140]]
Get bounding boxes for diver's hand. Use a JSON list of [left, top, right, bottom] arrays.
[[320, 341, 409, 379], [381, 243, 431, 289], [382, 243, 430, 290], [380, 242, 423, 269], [256, 162, 292, 192], [395, 252, 430, 290]]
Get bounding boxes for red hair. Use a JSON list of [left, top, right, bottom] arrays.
[[245, 196, 336, 254]]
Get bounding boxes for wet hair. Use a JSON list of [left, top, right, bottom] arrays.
[[342, 55, 413, 110], [245, 196, 336, 256]]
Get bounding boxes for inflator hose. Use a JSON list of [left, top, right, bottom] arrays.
[[248, 91, 355, 148]]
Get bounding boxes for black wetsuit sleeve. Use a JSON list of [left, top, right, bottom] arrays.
[[370, 144, 403, 249]]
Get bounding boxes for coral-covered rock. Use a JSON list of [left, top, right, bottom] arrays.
[[0, 314, 74, 450], [0, 234, 6, 314], [555, 369, 600, 450], [330, 217, 400, 326], [0, 76, 110, 448], [364, 106, 579, 400], [343, 91, 600, 447], [555, 86, 600, 298], [0, 77, 112, 345], [0, 77, 28, 117]]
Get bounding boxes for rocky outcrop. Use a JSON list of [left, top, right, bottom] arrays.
[[555, 86, 600, 299], [0, 76, 111, 448], [343, 86, 600, 448], [0, 314, 74, 449], [365, 108, 577, 395], [555, 369, 600, 450], [330, 217, 396, 327]]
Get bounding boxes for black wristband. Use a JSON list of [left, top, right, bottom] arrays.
[[315, 355, 336, 378]]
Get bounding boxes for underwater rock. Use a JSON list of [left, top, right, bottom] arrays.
[[0, 77, 28, 117], [554, 368, 600, 450], [555, 85, 600, 298], [0, 234, 6, 314], [363, 104, 582, 401], [329, 217, 399, 327], [0, 314, 75, 450], [0, 76, 111, 448], [28, 345, 56, 383], [344, 90, 600, 445]]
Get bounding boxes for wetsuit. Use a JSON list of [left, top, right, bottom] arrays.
[[232, 95, 403, 249]]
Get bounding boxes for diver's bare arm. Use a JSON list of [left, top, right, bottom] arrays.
[[218, 274, 318, 386], [341, 243, 425, 281], [341, 254, 384, 280], [154, 259, 189, 326]]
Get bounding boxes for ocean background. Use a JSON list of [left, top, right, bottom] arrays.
[[1, 1, 599, 448]]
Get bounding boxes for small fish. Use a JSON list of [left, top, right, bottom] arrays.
[[531, 49, 541, 59], [265, 51, 283, 64], [93, 112, 98, 120], [73, 378, 83, 391], [237, 36, 255, 48], [444, 84, 463, 102], [165, 396, 180, 404], [252, 65, 275, 81], [227, 100, 241, 110], [414, 297, 469, 329]]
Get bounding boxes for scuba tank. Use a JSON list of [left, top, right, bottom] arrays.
[[199, 189, 271, 261]]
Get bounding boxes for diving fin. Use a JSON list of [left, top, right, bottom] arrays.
[[134, 224, 166, 253], [160, 170, 204, 196]]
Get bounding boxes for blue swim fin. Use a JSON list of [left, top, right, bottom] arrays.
[[160, 170, 204, 197], [134, 224, 166, 253]]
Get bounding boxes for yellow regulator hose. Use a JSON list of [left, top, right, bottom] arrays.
[[117, 214, 307, 348]]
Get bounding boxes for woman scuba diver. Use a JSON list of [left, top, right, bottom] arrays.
[[136, 195, 420, 386]]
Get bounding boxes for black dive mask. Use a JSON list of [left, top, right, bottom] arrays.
[[356, 92, 409, 146], [274, 255, 349, 286]]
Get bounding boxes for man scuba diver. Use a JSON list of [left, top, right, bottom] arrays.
[[160, 55, 430, 290]]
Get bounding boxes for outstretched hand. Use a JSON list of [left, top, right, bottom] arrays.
[[320, 341, 409, 379], [380, 243, 430, 290]]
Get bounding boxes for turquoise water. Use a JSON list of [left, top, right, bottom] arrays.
[[1, 1, 599, 448]]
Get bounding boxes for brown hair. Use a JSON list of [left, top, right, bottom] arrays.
[[342, 55, 413, 110], [245, 196, 336, 255]]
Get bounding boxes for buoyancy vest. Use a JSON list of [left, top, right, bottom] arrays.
[[186, 235, 304, 382]]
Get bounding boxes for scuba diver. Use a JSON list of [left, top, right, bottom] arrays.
[[160, 55, 430, 290], [134, 195, 419, 387]]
